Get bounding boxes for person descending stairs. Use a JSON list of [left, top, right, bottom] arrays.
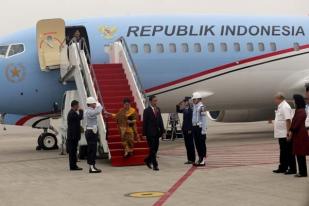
[[109, 97, 140, 158]]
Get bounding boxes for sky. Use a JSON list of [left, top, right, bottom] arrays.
[[0, 0, 308, 36]]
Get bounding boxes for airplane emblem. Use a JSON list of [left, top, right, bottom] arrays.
[[99, 25, 118, 39], [4, 64, 26, 83]]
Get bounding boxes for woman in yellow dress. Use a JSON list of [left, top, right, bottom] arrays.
[[112, 98, 140, 157]]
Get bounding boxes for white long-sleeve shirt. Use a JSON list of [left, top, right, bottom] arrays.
[[85, 103, 103, 128], [274, 100, 293, 138], [192, 102, 207, 135]]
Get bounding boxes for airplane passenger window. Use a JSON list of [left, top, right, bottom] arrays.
[[233, 43, 240, 52], [293, 43, 300, 51], [0, 45, 9, 57], [8, 44, 24, 57], [181, 43, 189, 53], [144, 44, 151, 53], [194, 43, 201, 53], [247, 43, 254, 52], [270, 42, 277, 51], [208, 43, 215, 52], [258, 42, 265, 52], [220, 43, 227, 52], [169, 43, 176, 53], [130, 44, 138, 53], [156, 44, 164, 53]]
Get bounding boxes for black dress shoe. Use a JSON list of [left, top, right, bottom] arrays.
[[272, 169, 286, 173], [184, 161, 194, 165], [93, 166, 101, 171], [193, 159, 206, 167], [295, 174, 308, 177], [89, 168, 102, 173], [144, 159, 152, 169], [70, 166, 83, 171], [153, 167, 159, 171], [195, 162, 206, 167], [284, 170, 296, 175]]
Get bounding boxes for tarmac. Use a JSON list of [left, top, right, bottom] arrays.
[[0, 121, 308, 206]]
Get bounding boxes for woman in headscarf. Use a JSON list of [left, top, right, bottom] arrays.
[[112, 98, 139, 158], [288, 94, 309, 177]]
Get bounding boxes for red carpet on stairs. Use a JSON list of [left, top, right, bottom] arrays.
[[92, 64, 149, 166]]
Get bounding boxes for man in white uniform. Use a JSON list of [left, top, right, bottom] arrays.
[[191, 92, 207, 167], [85, 97, 103, 173], [273, 93, 296, 174]]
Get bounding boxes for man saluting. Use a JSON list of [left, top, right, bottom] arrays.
[[143, 95, 165, 171], [67, 100, 83, 171]]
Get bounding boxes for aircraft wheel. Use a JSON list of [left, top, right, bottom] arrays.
[[38, 133, 58, 150]]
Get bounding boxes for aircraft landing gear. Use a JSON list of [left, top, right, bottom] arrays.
[[36, 128, 59, 150]]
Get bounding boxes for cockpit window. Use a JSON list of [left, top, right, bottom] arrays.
[[0, 45, 9, 57], [0, 44, 25, 58], [8, 44, 24, 57]]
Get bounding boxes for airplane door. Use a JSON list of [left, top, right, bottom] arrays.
[[36, 18, 65, 71]]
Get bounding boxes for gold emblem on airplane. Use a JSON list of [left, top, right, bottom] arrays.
[[4, 63, 26, 83], [99, 26, 118, 39]]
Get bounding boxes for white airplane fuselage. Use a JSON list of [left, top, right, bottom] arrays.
[[0, 15, 308, 124]]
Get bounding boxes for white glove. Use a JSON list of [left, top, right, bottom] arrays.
[[96, 102, 102, 108]]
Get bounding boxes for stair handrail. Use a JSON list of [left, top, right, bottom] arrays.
[[115, 36, 148, 106], [68, 38, 105, 108], [63, 38, 109, 156], [75, 38, 110, 144]]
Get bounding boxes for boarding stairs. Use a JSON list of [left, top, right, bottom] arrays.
[[96, 37, 149, 166], [59, 39, 109, 159], [60, 37, 149, 166]]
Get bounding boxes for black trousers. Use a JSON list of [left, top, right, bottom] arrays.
[[296, 155, 307, 176], [278, 138, 296, 171], [67, 138, 78, 169], [192, 126, 207, 161], [85, 130, 98, 165], [145, 136, 160, 167], [183, 130, 196, 162]]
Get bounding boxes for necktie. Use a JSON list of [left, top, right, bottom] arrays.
[[153, 107, 157, 117]]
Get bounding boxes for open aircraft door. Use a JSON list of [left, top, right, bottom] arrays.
[[36, 18, 65, 71]]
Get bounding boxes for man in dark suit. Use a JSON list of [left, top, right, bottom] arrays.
[[143, 95, 165, 171], [177, 97, 195, 164], [67, 100, 83, 171]]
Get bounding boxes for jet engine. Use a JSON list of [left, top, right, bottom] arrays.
[[207, 108, 275, 122]]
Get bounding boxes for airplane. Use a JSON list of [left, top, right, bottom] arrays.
[[0, 15, 308, 150]]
